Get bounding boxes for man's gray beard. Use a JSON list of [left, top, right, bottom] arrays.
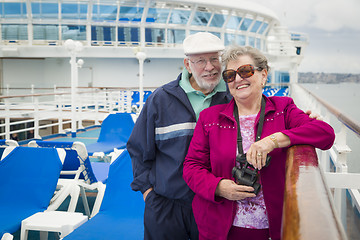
[[193, 75, 220, 93]]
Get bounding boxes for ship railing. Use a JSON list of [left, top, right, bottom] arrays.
[[0, 87, 146, 140], [291, 83, 360, 234], [283, 145, 347, 240]]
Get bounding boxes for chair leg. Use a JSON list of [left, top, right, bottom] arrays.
[[39, 231, 48, 240], [20, 222, 28, 240], [80, 186, 91, 217], [91, 182, 106, 218], [67, 184, 80, 212], [48, 183, 80, 212]]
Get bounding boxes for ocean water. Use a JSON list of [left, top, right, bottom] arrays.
[[301, 83, 360, 173]]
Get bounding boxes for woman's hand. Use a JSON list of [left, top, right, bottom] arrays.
[[215, 179, 256, 201], [246, 132, 291, 170]]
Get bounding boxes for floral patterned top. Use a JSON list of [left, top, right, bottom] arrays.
[[232, 114, 269, 229]]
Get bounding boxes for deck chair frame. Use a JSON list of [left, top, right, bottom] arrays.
[[28, 140, 106, 218]]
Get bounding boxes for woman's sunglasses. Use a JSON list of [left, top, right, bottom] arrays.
[[222, 64, 262, 83]]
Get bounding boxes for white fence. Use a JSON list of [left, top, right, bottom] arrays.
[[0, 87, 139, 140]]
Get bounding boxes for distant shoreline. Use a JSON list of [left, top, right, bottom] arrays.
[[299, 72, 360, 83]]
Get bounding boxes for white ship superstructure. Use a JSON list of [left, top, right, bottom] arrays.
[[0, 0, 308, 90]]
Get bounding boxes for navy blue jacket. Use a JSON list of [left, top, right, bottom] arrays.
[[127, 73, 232, 202]]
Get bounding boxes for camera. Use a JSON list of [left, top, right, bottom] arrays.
[[232, 153, 271, 195]]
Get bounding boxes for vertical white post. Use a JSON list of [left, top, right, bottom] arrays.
[[34, 97, 41, 139], [76, 59, 84, 130], [136, 51, 146, 112], [333, 125, 351, 230], [4, 99, 10, 139], [58, 94, 64, 134], [64, 39, 83, 138], [70, 54, 77, 137]]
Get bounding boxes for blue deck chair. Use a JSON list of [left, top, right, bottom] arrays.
[[28, 140, 107, 217], [86, 113, 135, 156], [0, 146, 64, 239], [63, 150, 144, 240]]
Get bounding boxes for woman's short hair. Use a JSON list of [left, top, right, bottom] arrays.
[[221, 45, 270, 72]]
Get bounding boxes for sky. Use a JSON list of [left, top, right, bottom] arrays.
[[253, 0, 360, 74]]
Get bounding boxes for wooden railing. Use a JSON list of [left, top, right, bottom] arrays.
[[282, 145, 347, 240]]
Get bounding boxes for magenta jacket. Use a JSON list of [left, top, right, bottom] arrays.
[[183, 96, 335, 240]]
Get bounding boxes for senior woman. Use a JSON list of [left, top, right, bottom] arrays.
[[183, 45, 335, 240]]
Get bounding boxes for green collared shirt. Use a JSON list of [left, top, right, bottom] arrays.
[[179, 68, 227, 120]]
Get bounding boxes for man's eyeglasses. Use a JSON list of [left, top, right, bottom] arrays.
[[189, 57, 220, 69], [222, 64, 262, 83]]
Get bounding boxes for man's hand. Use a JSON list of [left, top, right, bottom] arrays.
[[143, 187, 153, 201], [305, 110, 323, 121]]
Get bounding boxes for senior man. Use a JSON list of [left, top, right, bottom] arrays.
[[127, 32, 232, 240]]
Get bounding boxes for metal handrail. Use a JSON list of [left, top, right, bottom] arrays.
[[295, 84, 360, 137]]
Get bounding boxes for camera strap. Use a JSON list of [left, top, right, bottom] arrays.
[[233, 96, 266, 156]]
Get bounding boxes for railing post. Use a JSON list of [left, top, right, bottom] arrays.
[[58, 94, 64, 134], [333, 125, 352, 230], [34, 97, 41, 139], [78, 93, 84, 130], [320, 111, 332, 172], [126, 90, 132, 113], [94, 92, 100, 125], [4, 99, 10, 139]]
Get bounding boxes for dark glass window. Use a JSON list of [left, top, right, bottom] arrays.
[[147, 8, 170, 23], [1, 2, 27, 18], [240, 18, 253, 31], [92, 4, 117, 21], [61, 3, 87, 20], [62, 25, 86, 40], [32, 2, 58, 19], [192, 11, 211, 26], [209, 14, 226, 28]]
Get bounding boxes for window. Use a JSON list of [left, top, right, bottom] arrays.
[[192, 11, 211, 26], [236, 35, 245, 46], [92, 4, 117, 21], [1, 24, 28, 40], [225, 33, 235, 46], [167, 29, 185, 43], [32, 2, 58, 19], [119, 6, 143, 22], [275, 71, 290, 83], [61, 3, 87, 20], [169, 9, 190, 24], [240, 18, 253, 31], [91, 26, 116, 42], [226, 16, 241, 30], [258, 23, 268, 34], [209, 14, 226, 28], [145, 28, 165, 43], [255, 38, 261, 49], [62, 25, 86, 40], [248, 36, 255, 47], [250, 20, 262, 33], [33, 25, 58, 40], [147, 8, 170, 23], [1, 2, 27, 18]]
